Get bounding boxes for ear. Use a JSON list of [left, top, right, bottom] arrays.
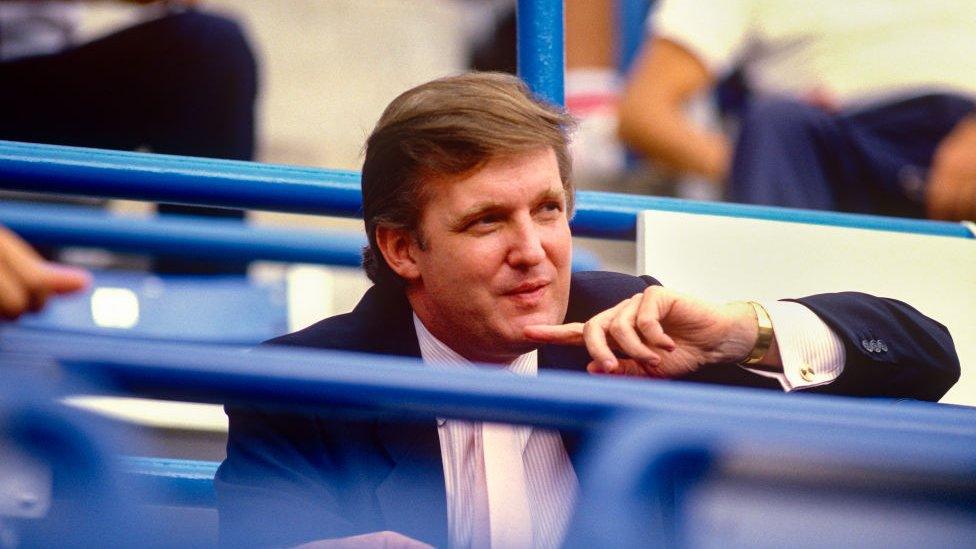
[[375, 226, 422, 282]]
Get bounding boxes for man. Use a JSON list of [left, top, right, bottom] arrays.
[[618, 0, 976, 221], [216, 73, 959, 548]]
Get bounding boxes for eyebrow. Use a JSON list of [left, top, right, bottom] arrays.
[[449, 187, 565, 231]]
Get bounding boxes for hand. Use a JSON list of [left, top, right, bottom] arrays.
[[524, 286, 763, 378], [0, 226, 90, 320], [926, 115, 976, 221], [294, 531, 434, 549]]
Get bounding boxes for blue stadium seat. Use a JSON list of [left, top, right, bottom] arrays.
[[570, 415, 976, 548], [17, 270, 289, 345]]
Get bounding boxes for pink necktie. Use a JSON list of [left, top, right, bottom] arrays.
[[481, 422, 533, 548]]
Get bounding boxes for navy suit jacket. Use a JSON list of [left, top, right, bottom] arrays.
[[216, 271, 958, 547]]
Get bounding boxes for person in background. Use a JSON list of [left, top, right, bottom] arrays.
[[618, 0, 976, 221], [0, 225, 89, 320], [0, 0, 259, 272]]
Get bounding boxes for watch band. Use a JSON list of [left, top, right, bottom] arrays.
[[739, 301, 774, 366]]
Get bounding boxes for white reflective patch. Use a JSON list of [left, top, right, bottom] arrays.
[[90, 287, 140, 329], [286, 264, 334, 332]]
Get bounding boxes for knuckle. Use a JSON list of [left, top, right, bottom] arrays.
[[582, 320, 598, 336], [608, 318, 629, 339], [635, 315, 657, 333], [582, 322, 605, 345]]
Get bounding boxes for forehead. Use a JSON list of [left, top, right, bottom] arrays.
[[420, 148, 563, 212]]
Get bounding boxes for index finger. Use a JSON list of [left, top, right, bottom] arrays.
[[41, 263, 91, 295], [523, 322, 585, 345]]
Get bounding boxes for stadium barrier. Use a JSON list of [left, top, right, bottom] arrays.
[[2, 328, 975, 546]]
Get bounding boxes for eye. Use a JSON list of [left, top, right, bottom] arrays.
[[465, 213, 502, 232], [536, 201, 563, 218], [476, 214, 501, 226]]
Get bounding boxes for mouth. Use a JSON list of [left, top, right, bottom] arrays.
[[502, 280, 550, 305]]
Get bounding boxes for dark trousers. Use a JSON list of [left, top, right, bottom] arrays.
[[727, 94, 975, 218], [0, 9, 259, 272]]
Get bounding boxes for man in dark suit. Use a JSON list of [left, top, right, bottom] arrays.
[[216, 73, 959, 548]]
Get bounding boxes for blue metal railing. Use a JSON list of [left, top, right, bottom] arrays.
[[3, 327, 974, 436], [2, 140, 971, 240], [0, 200, 367, 266]]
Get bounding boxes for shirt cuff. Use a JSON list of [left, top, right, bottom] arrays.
[[740, 300, 845, 392]]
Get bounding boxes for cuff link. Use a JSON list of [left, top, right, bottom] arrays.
[[799, 364, 815, 382]]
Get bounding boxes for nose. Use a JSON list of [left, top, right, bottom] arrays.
[[506, 215, 546, 268]]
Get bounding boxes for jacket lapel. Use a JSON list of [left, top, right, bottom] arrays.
[[362, 288, 449, 546], [375, 419, 448, 547]]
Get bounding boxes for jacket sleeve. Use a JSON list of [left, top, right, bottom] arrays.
[[215, 405, 389, 548], [620, 272, 959, 400], [787, 292, 959, 401]]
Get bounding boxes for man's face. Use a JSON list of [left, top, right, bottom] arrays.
[[404, 147, 572, 363]]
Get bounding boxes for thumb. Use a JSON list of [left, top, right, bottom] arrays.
[[523, 323, 585, 345], [40, 263, 91, 295]]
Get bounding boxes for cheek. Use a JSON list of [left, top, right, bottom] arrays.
[[427, 238, 507, 283], [546, 225, 573, 266]]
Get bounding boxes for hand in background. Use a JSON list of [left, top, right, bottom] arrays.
[[927, 114, 976, 222], [525, 286, 773, 378], [0, 226, 90, 320]]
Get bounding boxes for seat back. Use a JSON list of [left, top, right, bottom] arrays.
[[17, 270, 290, 345], [570, 415, 976, 548]]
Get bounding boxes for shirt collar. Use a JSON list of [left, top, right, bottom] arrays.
[[412, 313, 538, 377], [413, 314, 535, 451]]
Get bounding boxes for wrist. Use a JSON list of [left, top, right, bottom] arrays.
[[738, 301, 774, 366], [710, 301, 760, 364]]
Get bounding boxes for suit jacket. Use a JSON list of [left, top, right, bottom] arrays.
[[216, 271, 958, 548]]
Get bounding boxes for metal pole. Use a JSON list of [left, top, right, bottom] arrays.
[[516, 0, 565, 106]]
